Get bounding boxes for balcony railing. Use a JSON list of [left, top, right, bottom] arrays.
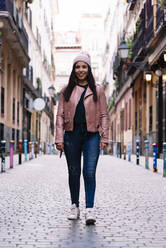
[[127, 0, 137, 11], [145, 15, 154, 47], [0, 0, 28, 52], [23, 65, 33, 83], [132, 21, 145, 59], [156, 7, 166, 33]]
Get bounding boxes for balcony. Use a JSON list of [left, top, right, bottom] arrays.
[[127, 0, 137, 11], [156, 7, 166, 34], [132, 22, 145, 59], [0, 0, 29, 66]]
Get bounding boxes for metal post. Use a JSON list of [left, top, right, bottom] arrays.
[[24, 140, 28, 161], [119, 142, 122, 158], [163, 142, 166, 177], [18, 140, 22, 164], [128, 143, 131, 162], [0, 140, 6, 173], [144, 140, 149, 170], [39, 141, 42, 155], [153, 143, 158, 172], [123, 145, 126, 160], [28, 142, 32, 160], [35, 142, 38, 158], [10, 140, 14, 169], [136, 139, 140, 165], [31, 141, 34, 159]]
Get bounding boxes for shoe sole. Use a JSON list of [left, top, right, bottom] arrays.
[[68, 215, 80, 220], [86, 219, 96, 225]]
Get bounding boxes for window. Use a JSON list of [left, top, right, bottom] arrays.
[[135, 112, 137, 132], [0, 123, 4, 141], [1, 87, 4, 115], [149, 106, 152, 132], [129, 99, 131, 129], [17, 102, 19, 125], [13, 98, 15, 123], [12, 128, 15, 141]]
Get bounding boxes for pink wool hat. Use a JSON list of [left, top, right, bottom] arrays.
[[73, 52, 91, 67]]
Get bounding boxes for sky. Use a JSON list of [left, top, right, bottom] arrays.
[[56, 0, 111, 31]]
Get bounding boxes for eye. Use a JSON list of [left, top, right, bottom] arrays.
[[82, 65, 87, 69], [75, 65, 80, 69]]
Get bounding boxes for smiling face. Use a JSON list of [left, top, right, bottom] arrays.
[[75, 61, 89, 82]]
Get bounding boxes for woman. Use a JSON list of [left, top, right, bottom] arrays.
[[55, 53, 109, 225]]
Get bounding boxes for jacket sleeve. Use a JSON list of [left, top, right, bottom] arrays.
[[98, 86, 109, 144], [55, 89, 65, 144]]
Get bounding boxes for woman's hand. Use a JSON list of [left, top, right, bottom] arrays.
[[100, 142, 107, 150], [56, 143, 64, 151]]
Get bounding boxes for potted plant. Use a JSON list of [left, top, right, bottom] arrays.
[[158, 0, 166, 8]]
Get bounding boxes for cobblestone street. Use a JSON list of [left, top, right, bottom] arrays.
[[0, 155, 166, 248]]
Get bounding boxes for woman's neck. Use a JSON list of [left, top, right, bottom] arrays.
[[78, 80, 88, 86]]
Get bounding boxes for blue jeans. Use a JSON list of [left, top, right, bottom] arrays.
[[64, 124, 100, 208]]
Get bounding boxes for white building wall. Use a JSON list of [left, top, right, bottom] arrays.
[[103, 0, 128, 96], [23, 0, 59, 145]]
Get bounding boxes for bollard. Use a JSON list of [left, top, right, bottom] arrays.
[[39, 141, 42, 155], [10, 140, 14, 169], [163, 142, 166, 177], [144, 140, 149, 170], [119, 142, 122, 158], [116, 142, 119, 158], [28, 142, 32, 160], [35, 142, 38, 158], [24, 140, 28, 161], [0, 140, 6, 172], [123, 145, 126, 160], [31, 141, 34, 159], [18, 140, 22, 164], [136, 139, 140, 165], [128, 143, 131, 162], [153, 143, 158, 172]]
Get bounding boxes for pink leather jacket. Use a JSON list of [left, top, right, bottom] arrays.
[[55, 84, 109, 144]]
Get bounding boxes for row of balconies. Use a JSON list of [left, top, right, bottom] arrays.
[[113, 4, 166, 92], [0, 0, 28, 54]]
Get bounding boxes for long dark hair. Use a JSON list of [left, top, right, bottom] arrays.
[[63, 64, 98, 102]]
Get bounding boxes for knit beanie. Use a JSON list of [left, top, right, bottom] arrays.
[[73, 52, 91, 67]]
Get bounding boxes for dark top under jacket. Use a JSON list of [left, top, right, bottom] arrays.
[[74, 84, 88, 124]]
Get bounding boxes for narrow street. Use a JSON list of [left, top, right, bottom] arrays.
[[0, 155, 166, 248]]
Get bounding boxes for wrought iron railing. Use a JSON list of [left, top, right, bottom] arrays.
[[0, 0, 28, 52], [156, 6, 166, 32], [132, 20, 145, 59], [145, 15, 154, 46]]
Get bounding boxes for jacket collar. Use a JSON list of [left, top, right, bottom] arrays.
[[84, 85, 93, 98]]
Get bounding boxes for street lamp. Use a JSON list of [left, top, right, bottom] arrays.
[[163, 51, 166, 62], [118, 42, 129, 59], [162, 74, 166, 82], [118, 41, 147, 70], [145, 72, 152, 82], [48, 84, 55, 97], [48, 84, 56, 105]]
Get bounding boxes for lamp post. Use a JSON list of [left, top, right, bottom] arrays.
[[118, 42, 130, 60], [48, 84, 55, 97], [118, 41, 147, 70]]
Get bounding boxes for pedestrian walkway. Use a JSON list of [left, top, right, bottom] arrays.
[[0, 155, 166, 248]]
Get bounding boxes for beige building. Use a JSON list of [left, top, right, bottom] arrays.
[[0, 0, 59, 153], [0, 0, 29, 152]]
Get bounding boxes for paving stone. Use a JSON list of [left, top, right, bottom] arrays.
[[0, 155, 166, 248]]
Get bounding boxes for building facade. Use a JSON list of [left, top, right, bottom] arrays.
[[0, 0, 59, 153], [104, 0, 166, 157], [0, 0, 29, 152]]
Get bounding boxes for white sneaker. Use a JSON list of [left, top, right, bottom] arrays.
[[68, 204, 80, 220], [85, 208, 96, 225]]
